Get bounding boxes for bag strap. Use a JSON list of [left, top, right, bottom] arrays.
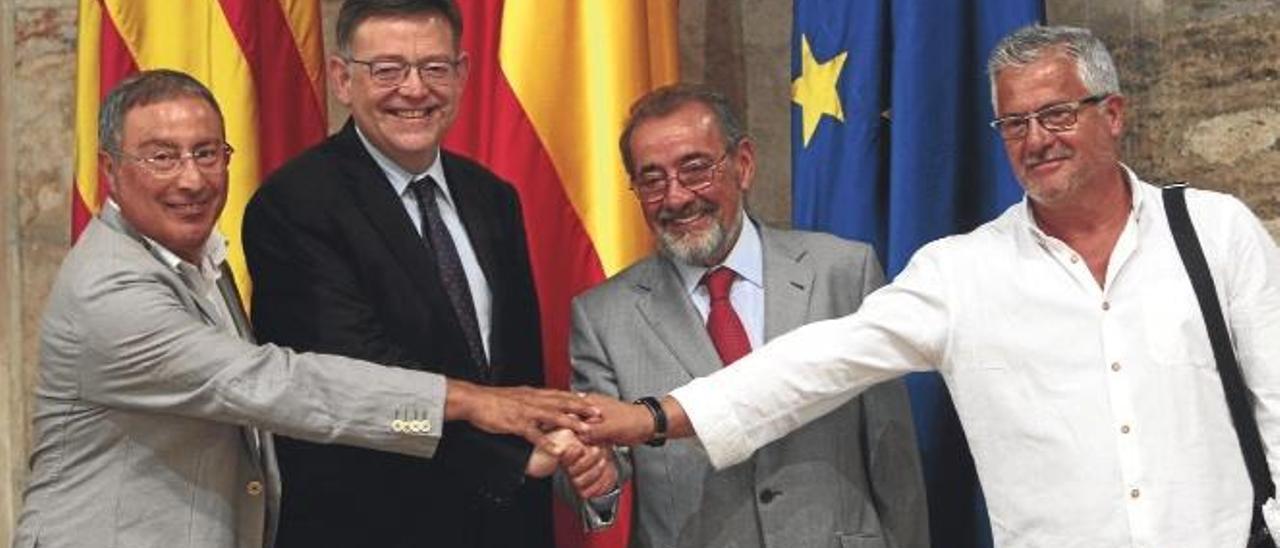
[[1163, 183, 1276, 506]]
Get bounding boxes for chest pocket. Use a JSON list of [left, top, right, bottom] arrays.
[[1141, 278, 1215, 368]]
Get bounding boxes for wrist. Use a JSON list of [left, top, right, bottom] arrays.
[[444, 379, 476, 422], [632, 396, 667, 447]]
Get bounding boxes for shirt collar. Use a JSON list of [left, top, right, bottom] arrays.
[[1016, 162, 1147, 241], [105, 198, 228, 281], [354, 124, 452, 204], [671, 212, 764, 296]]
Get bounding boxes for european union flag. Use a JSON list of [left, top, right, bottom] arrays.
[[791, 1, 1043, 546]]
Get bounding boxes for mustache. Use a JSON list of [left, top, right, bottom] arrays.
[[657, 199, 716, 223], [1024, 146, 1073, 168]]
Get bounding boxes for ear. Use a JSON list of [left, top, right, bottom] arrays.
[[732, 138, 757, 193], [454, 51, 470, 90], [329, 54, 354, 107], [1101, 93, 1126, 139], [99, 151, 119, 198]]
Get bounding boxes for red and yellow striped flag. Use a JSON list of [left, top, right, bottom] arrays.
[[73, 0, 328, 299], [443, 1, 677, 546]]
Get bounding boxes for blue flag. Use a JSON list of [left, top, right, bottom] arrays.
[[791, 1, 1043, 546]]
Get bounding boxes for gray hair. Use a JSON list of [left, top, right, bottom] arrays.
[[987, 25, 1121, 111], [619, 84, 749, 177], [98, 69, 224, 156], [336, 0, 462, 57]]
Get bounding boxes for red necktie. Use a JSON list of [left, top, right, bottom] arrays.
[[703, 267, 751, 366]]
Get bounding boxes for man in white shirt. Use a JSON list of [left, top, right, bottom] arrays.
[[581, 24, 1280, 548]]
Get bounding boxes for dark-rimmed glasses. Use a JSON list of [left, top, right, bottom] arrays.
[[990, 94, 1110, 141], [346, 58, 462, 87], [112, 143, 234, 177], [631, 151, 731, 204]]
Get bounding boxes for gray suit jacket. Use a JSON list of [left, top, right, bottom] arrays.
[[569, 224, 929, 548], [13, 208, 446, 548]]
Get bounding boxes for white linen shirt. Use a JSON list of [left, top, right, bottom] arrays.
[[671, 168, 1280, 548]]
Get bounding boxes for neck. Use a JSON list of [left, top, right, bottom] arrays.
[[1031, 167, 1131, 287]]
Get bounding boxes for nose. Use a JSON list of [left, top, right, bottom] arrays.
[[397, 68, 431, 97], [173, 158, 207, 190], [659, 180, 699, 209]]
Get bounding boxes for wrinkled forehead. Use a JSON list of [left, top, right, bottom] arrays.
[[120, 96, 225, 147]]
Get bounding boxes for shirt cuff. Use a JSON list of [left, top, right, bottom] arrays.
[[669, 376, 754, 470]]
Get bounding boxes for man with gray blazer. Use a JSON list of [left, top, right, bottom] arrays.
[[564, 85, 929, 548], [12, 69, 593, 548]]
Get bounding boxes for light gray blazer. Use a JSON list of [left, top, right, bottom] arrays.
[[13, 208, 446, 548], [569, 224, 929, 548]]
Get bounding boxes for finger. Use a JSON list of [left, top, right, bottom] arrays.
[[581, 470, 616, 499], [566, 445, 602, 476], [572, 449, 609, 486], [529, 408, 587, 434]]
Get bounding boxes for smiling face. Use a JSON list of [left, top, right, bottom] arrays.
[[629, 101, 755, 266], [331, 11, 468, 173], [995, 52, 1126, 208], [103, 96, 228, 263]]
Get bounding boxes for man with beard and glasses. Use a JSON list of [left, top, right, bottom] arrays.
[[559, 84, 928, 548], [579, 25, 1280, 548]]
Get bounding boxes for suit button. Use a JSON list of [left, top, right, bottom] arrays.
[[246, 480, 264, 496], [758, 488, 780, 504]]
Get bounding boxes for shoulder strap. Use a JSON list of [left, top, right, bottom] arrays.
[[1163, 183, 1275, 505]]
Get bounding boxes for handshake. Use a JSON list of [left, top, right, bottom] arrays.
[[447, 381, 682, 499]]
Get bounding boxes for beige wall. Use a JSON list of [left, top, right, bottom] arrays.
[[3, 0, 1279, 542]]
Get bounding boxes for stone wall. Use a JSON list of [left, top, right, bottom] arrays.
[[2, 0, 1278, 542]]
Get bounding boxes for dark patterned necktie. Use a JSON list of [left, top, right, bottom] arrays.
[[409, 176, 489, 372], [703, 266, 751, 365]]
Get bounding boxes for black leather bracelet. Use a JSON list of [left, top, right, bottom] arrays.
[[633, 396, 667, 447]]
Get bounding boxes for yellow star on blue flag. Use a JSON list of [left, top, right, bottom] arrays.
[[791, 34, 847, 146]]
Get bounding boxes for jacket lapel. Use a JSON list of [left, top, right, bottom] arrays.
[[441, 153, 498, 288], [634, 258, 724, 379], [760, 226, 815, 340], [99, 206, 272, 483], [330, 122, 446, 312], [99, 206, 227, 329]]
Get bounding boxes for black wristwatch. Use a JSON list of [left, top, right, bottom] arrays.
[[633, 396, 667, 447]]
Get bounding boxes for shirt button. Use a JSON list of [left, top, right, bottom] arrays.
[[1102, 301, 1111, 311], [759, 488, 780, 504], [1111, 362, 1122, 372], [1070, 255, 1079, 263], [246, 480, 264, 496], [1120, 425, 1131, 434], [1130, 488, 1141, 499]]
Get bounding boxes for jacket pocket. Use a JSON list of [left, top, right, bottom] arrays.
[[838, 532, 887, 548]]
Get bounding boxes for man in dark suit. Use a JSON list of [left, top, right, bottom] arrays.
[[242, 1, 604, 546]]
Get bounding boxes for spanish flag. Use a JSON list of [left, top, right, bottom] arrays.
[[443, 2, 677, 546], [72, 0, 327, 299]]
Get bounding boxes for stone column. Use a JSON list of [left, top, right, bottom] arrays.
[[0, 0, 17, 539], [1, 2, 78, 542]]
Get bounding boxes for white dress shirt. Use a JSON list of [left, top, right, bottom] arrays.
[[356, 128, 493, 358], [671, 167, 1280, 548]]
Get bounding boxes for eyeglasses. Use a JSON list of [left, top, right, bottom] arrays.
[[113, 143, 234, 177], [346, 57, 462, 87], [989, 94, 1110, 141], [631, 151, 731, 204]]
